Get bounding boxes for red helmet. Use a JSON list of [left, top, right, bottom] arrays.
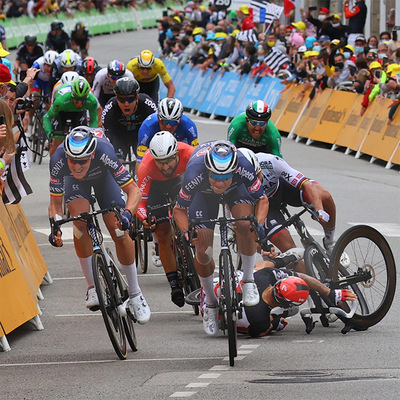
[[82, 57, 98, 74], [273, 277, 309, 307]]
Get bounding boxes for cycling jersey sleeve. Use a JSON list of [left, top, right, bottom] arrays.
[[157, 59, 172, 83], [227, 120, 239, 146], [86, 94, 99, 127], [136, 162, 153, 220], [181, 116, 199, 147], [265, 121, 282, 158], [49, 147, 69, 196], [43, 98, 61, 135], [136, 116, 153, 163]]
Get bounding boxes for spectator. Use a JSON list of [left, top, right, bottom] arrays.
[[0, 99, 16, 187], [344, 0, 367, 48], [0, 22, 6, 50], [237, 4, 255, 31], [303, 6, 329, 38], [354, 35, 367, 58], [325, 14, 347, 41], [0, 44, 13, 78], [327, 52, 355, 88], [366, 35, 378, 51]]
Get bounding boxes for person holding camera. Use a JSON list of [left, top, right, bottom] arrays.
[[326, 46, 356, 88]]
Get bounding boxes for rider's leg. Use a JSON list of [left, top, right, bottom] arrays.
[[315, 183, 336, 246]]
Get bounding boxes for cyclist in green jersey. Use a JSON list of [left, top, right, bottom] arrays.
[[44, 76, 99, 156], [228, 100, 282, 157]]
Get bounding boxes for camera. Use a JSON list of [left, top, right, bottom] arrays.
[[16, 97, 34, 111], [309, 6, 317, 11]]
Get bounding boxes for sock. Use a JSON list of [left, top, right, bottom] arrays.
[[121, 262, 141, 297], [200, 274, 217, 307], [240, 252, 257, 282], [79, 256, 94, 288], [166, 271, 179, 289], [323, 228, 335, 246]]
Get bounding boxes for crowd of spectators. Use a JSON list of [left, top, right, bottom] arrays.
[[157, 0, 400, 120], [0, 0, 167, 19]]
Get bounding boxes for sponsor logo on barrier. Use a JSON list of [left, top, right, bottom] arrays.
[[320, 106, 346, 123], [0, 237, 15, 278]]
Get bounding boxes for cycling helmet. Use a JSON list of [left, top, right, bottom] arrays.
[[273, 277, 309, 307], [60, 49, 78, 68], [64, 126, 97, 159], [245, 100, 272, 121], [61, 71, 79, 85], [75, 22, 84, 31], [107, 60, 125, 77], [149, 131, 178, 160], [24, 35, 37, 45], [51, 20, 64, 30], [71, 77, 90, 99], [205, 140, 238, 174], [44, 50, 59, 65], [238, 147, 261, 174], [81, 57, 98, 74], [138, 50, 155, 68], [113, 77, 140, 96], [158, 98, 183, 121]]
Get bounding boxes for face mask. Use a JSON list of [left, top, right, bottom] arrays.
[[258, 56, 264, 61], [343, 52, 351, 59], [332, 22, 340, 28], [166, 29, 173, 39], [355, 46, 364, 54], [335, 62, 344, 69], [318, 15, 326, 22], [378, 53, 387, 59], [179, 33, 186, 37], [369, 45, 377, 49], [199, 49, 206, 56], [313, 46, 321, 52], [267, 41, 275, 47]]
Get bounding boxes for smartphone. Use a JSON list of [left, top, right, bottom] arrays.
[[374, 70, 381, 79], [308, 6, 317, 10], [393, 31, 398, 41], [0, 115, 4, 125]]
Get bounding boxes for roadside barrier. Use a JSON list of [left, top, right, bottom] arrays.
[[3, 2, 178, 49], [162, 58, 400, 168], [0, 201, 49, 352]]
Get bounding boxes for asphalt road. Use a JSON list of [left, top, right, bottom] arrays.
[[1, 29, 400, 400]]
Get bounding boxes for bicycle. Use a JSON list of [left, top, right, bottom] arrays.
[[260, 203, 397, 334], [189, 197, 259, 367], [147, 198, 201, 314], [27, 94, 48, 164], [49, 201, 138, 360]]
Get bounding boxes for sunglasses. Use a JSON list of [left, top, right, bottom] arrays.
[[208, 172, 234, 181], [71, 97, 87, 102], [67, 157, 91, 165], [247, 119, 267, 128], [155, 155, 177, 166], [139, 66, 151, 70], [108, 75, 121, 81], [116, 95, 137, 104], [160, 119, 179, 127]]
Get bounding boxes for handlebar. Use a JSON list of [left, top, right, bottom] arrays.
[[49, 202, 122, 236]]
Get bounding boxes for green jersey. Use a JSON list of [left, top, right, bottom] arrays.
[[227, 112, 282, 157], [43, 85, 99, 136]]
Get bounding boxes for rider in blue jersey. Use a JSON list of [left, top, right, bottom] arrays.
[[31, 50, 59, 96], [136, 97, 198, 171], [48, 126, 151, 324], [173, 140, 269, 336]]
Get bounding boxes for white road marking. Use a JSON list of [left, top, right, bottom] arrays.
[[209, 365, 230, 370], [170, 392, 196, 398], [198, 373, 221, 379], [185, 382, 210, 388], [55, 311, 195, 317], [52, 273, 166, 280], [239, 344, 260, 349]]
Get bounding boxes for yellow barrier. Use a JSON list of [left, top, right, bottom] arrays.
[[271, 84, 400, 168], [0, 199, 48, 339]]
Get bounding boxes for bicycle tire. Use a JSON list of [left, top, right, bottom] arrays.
[[132, 217, 148, 273], [304, 244, 330, 282], [330, 225, 396, 330], [220, 249, 237, 367], [92, 250, 127, 360], [106, 248, 138, 352], [32, 134, 38, 163], [179, 240, 201, 315]]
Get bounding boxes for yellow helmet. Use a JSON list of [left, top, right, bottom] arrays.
[[138, 50, 155, 68], [369, 61, 382, 70]]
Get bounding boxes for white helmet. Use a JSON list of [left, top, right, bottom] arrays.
[[149, 131, 178, 160], [238, 147, 261, 174], [64, 126, 97, 159], [60, 71, 79, 85], [60, 49, 78, 68], [205, 140, 238, 175], [44, 50, 59, 65], [158, 97, 183, 121]]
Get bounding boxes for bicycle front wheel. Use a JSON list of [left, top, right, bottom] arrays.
[[330, 225, 396, 330], [132, 217, 149, 273], [106, 248, 138, 352], [220, 250, 238, 367], [92, 250, 127, 360]]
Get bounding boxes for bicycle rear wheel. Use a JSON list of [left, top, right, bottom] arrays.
[[220, 250, 238, 367], [92, 250, 127, 360], [106, 249, 138, 352], [330, 225, 396, 330]]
